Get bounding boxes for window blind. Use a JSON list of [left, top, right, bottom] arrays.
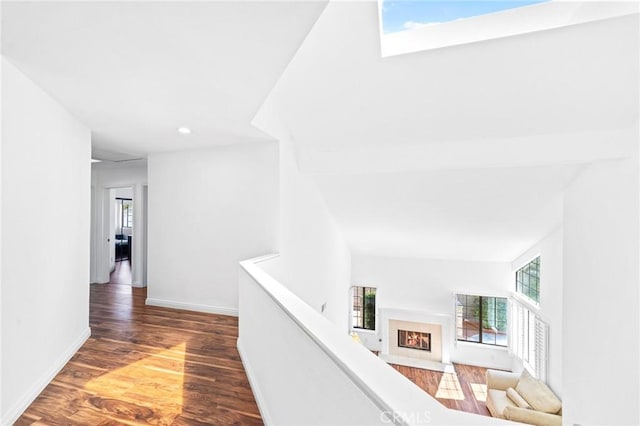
[[509, 298, 549, 382]]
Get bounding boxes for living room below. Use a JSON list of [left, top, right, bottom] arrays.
[[350, 254, 516, 372], [349, 225, 564, 405]]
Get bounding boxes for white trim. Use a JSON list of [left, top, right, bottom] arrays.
[[351, 328, 377, 335], [248, 253, 280, 265], [237, 337, 274, 425], [510, 291, 542, 314], [456, 340, 509, 351], [2, 327, 91, 426], [132, 280, 146, 288], [512, 253, 542, 276], [145, 297, 238, 317], [453, 289, 510, 300]]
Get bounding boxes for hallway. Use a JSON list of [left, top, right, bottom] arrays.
[[109, 260, 132, 285], [16, 284, 262, 424]]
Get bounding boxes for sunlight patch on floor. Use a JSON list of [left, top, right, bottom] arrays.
[[435, 372, 465, 400], [83, 342, 187, 422], [469, 382, 487, 402]]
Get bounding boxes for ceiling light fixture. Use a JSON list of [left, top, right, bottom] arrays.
[[91, 158, 102, 163], [177, 127, 191, 135]]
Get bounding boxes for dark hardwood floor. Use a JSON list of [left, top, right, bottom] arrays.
[[390, 363, 491, 416], [16, 265, 490, 424], [16, 283, 262, 425], [109, 260, 132, 285]]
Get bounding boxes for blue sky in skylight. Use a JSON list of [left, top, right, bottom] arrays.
[[382, 0, 550, 34]]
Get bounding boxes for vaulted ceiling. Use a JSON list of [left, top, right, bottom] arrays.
[[2, 1, 638, 262], [256, 1, 639, 261]]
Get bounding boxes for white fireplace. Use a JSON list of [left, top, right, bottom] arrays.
[[379, 307, 454, 372]]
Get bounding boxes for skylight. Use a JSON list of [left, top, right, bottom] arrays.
[[381, 0, 550, 34], [378, 0, 636, 57]]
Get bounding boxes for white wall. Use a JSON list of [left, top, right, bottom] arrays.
[[131, 183, 145, 286], [563, 156, 639, 425], [511, 228, 563, 395], [1, 58, 91, 423], [253, 101, 352, 331], [238, 263, 385, 426], [146, 143, 278, 315], [90, 162, 147, 285], [351, 254, 513, 369], [114, 187, 133, 199], [279, 134, 352, 329]]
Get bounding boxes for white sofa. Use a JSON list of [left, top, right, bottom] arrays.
[[486, 369, 562, 426]]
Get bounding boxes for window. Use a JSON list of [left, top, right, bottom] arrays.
[[510, 299, 548, 381], [116, 198, 133, 230], [456, 294, 507, 346], [378, 1, 636, 57], [380, 0, 549, 34], [352, 286, 376, 330], [516, 256, 540, 304]]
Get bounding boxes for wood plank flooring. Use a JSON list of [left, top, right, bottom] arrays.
[[390, 363, 492, 416], [16, 283, 262, 425], [109, 260, 132, 285], [15, 274, 492, 423]]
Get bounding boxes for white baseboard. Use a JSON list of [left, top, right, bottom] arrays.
[[237, 338, 272, 425], [145, 297, 238, 317], [132, 280, 146, 288], [2, 327, 91, 426]]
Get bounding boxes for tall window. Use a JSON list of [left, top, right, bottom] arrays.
[[352, 286, 376, 330], [516, 256, 540, 304], [510, 299, 548, 381], [456, 294, 507, 346]]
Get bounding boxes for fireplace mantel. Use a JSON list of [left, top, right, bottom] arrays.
[[379, 307, 454, 371]]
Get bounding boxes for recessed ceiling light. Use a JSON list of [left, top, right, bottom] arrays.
[[91, 158, 102, 163], [177, 127, 191, 135]]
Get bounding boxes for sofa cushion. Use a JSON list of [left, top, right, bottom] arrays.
[[486, 369, 520, 391], [486, 389, 517, 419], [506, 387, 531, 409], [515, 370, 562, 414], [504, 405, 562, 426]]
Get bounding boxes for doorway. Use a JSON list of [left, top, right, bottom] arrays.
[[111, 187, 133, 284]]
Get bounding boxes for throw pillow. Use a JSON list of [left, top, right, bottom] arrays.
[[506, 387, 531, 409], [515, 369, 562, 414]]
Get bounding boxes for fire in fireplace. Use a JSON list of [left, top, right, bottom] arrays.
[[398, 329, 431, 351]]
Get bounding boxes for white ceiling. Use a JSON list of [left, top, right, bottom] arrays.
[[256, 1, 639, 261], [268, 2, 638, 152], [1, 1, 327, 159], [3, 1, 638, 262], [314, 166, 580, 261]]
